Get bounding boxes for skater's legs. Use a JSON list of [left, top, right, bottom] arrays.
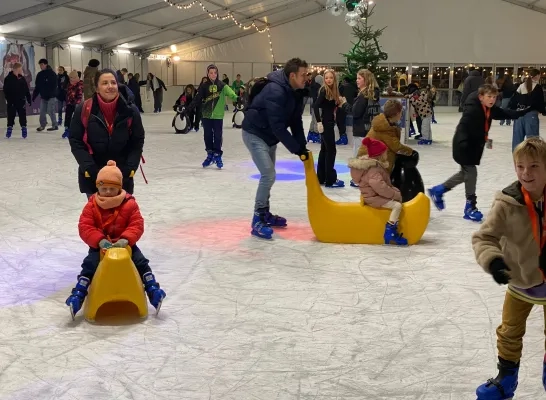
[[17, 103, 27, 128], [443, 167, 465, 190], [47, 98, 57, 127], [242, 130, 276, 211], [462, 165, 477, 197], [322, 122, 338, 185], [6, 103, 16, 127], [317, 137, 327, 184], [64, 104, 75, 128], [79, 248, 101, 281], [211, 119, 223, 155], [497, 291, 534, 363], [131, 245, 152, 278], [39, 99, 48, 127], [202, 118, 214, 152]]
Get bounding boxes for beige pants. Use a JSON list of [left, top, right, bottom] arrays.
[[497, 291, 546, 362], [382, 200, 402, 223]]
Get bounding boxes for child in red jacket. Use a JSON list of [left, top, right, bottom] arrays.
[[65, 160, 166, 318]]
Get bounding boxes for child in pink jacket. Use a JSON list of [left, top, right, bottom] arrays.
[[348, 136, 407, 245]]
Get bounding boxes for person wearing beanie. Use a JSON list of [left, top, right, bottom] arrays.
[[65, 160, 166, 319], [32, 58, 58, 132], [186, 64, 239, 169], [83, 59, 100, 99], [61, 71, 83, 139], [348, 136, 408, 245], [69, 68, 145, 196]]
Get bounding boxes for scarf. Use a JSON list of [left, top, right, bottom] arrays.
[[94, 190, 126, 210]]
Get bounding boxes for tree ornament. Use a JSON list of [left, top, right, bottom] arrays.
[[326, 0, 346, 16], [345, 11, 360, 27]]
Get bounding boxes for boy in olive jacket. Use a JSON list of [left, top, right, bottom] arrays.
[[472, 137, 546, 399]]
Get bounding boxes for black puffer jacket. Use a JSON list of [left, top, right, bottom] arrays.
[[33, 65, 57, 101], [3, 71, 31, 105], [69, 94, 144, 194], [352, 87, 381, 137]]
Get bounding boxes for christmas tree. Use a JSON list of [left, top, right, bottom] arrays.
[[341, 2, 389, 88]]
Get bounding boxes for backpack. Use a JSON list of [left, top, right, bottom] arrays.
[[245, 77, 270, 108], [80, 98, 147, 184]]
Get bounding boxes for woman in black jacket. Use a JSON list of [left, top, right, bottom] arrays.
[[127, 73, 144, 112], [57, 66, 69, 125], [147, 73, 167, 113], [69, 68, 145, 197], [352, 69, 381, 156]]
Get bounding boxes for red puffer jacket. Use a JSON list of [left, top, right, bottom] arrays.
[[78, 193, 144, 248]]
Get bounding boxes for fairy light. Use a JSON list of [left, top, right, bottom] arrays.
[[163, 0, 275, 60]]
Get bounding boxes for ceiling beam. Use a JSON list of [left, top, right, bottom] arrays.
[[100, 0, 268, 50], [43, 1, 186, 45], [171, 6, 324, 61], [143, 0, 312, 53], [0, 0, 81, 25], [500, 0, 546, 14], [205, 0, 268, 24]]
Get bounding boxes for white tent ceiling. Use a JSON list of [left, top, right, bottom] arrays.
[[0, 0, 326, 54]]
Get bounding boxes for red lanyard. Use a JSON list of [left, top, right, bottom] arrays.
[[522, 186, 546, 279], [483, 106, 491, 140], [93, 197, 120, 241]]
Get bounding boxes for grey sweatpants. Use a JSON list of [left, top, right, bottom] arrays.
[[443, 165, 477, 196]]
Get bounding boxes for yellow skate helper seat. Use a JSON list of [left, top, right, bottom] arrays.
[[302, 152, 430, 245], [83, 247, 148, 322]]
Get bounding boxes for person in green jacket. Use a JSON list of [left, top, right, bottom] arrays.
[[187, 64, 238, 169], [231, 74, 244, 110]]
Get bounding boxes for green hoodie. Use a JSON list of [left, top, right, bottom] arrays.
[[193, 79, 238, 120]]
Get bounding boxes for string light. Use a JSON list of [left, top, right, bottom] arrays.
[[163, 0, 275, 61]]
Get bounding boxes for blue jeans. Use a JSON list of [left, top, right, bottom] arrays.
[[39, 98, 57, 128], [512, 110, 539, 151], [202, 118, 223, 155], [242, 130, 276, 212]]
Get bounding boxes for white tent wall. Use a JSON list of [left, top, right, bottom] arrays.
[[52, 48, 102, 74], [169, 0, 546, 64]]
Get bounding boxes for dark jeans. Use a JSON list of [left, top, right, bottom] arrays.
[[202, 118, 223, 155], [317, 121, 337, 185], [57, 100, 64, 121], [64, 104, 76, 128], [153, 89, 163, 112], [79, 245, 152, 281], [6, 102, 27, 127]]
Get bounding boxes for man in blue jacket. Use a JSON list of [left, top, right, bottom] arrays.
[[33, 58, 58, 131], [242, 57, 309, 240]]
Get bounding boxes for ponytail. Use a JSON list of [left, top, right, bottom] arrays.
[[526, 76, 533, 93]]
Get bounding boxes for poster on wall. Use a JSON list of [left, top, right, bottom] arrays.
[[0, 43, 38, 118]]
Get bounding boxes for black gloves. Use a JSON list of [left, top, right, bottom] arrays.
[[297, 147, 310, 161], [490, 258, 511, 285], [411, 150, 419, 165]]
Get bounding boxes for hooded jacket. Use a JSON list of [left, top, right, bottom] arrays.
[[33, 65, 57, 101], [472, 181, 546, 303], [188, 75, 237, 119], [241, 70, 307, 154], [357, 114, 414, 173], [348, 156, 402, 208], [3, 71, 31, 105], [460, 70, 484, 107]]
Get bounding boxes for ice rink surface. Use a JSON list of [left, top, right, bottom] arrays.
[[1, 109, 545, 400]]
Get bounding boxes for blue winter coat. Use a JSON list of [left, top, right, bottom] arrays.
[[242, 70, 306, 154]]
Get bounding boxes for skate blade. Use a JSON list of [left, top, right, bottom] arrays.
[[70, 304, 76, 321], [155, 299, 163, 316]]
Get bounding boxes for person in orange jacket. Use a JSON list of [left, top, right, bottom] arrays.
[[65, 160, 166, 319]]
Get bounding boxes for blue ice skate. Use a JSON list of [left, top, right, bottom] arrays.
[[335, 135, 348, 145], [383, 222, 408, 245], [213, 153, 223, 169], [418, 139, 432, 145], [464, 196, 483, 222], [476, 359, 518, 400], [251, 211, 274, 239], [428, 184, 447, 211], [62, 128, 69, 139], [542, 354, 546, 391], [143, 272, 166, 315], [325, 179, 345, 188], [21, 127, 27, 139], [5, 126, 12, 139], [65, 276, 90, 320], [202, 152, 215, 168]]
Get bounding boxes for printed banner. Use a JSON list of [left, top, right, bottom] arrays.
[[0, 43, 38, 118]]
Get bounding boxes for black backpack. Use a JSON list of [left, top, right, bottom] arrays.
[[245, 77, 270, 109]]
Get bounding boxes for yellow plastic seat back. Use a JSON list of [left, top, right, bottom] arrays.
[[83, 247, 148, 323]]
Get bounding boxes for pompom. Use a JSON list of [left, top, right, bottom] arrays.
[[106, 160, 117, 167]]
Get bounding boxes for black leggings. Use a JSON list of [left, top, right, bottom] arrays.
[[317, 121, 337, 185]]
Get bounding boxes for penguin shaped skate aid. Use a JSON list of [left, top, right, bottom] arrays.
[[302, 151, 430, 245], [83, 247, 149, 323], [172, 106, 191, 134], [390, 152, 425, 202]]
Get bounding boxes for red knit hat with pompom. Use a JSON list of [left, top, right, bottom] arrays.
[[96, 160, 123, 189], [361, 137, 387, 158]]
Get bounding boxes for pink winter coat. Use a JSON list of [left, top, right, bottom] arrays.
[[348, 156, 402, 207]]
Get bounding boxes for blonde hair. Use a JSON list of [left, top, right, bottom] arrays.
[[12, 63, 22, 70], [321, 69, 340, 102], [513, 137, 546, 164], [357, 69, 378, 100]]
